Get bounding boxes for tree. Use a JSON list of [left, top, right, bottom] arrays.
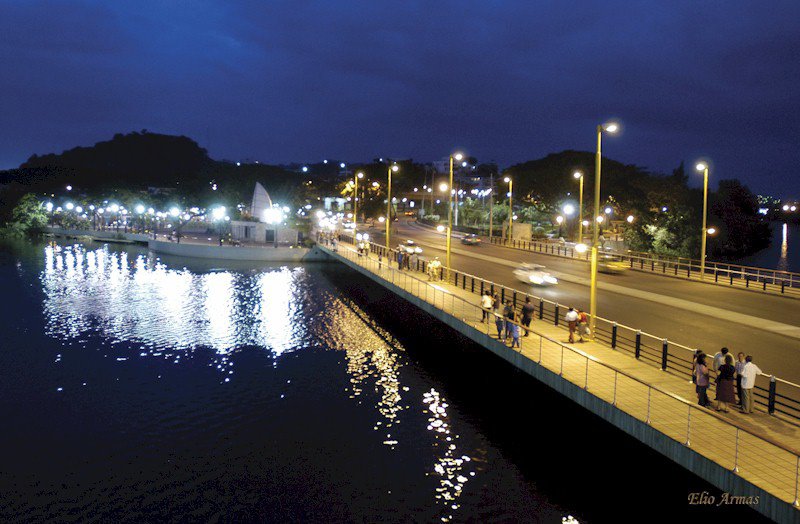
[[709, 180, 771, 260], [3, 193, 48, 237]]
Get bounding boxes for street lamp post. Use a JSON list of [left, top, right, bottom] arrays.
[[696, 162, 710, 280], [589, 122, 618, 338], [574, 171, 584, 243], [386, 164, 399, 250], [353, 171, 364, 240], [446, 152, 463, 277], [488, 173, 494, 242], [503, 177, 513, 241]]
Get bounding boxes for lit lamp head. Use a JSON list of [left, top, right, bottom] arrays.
[[563, 204, 575, 216], [357, 171, 364, 179], [556, 216, 564, 224], [695, 162, 708, 172], [602, 122, 619, 133], [439, 182, 449, 192], [707, 227, 717, 235], [378, 216, 385, 223], [453, 152, 463, 161], [626, 215, 635, 223], [135, 204, 145, 214], [391, 165, 399, 172], [573, 171, 583, 180], [436, 225, 445, 232], [503, 177, 511, 183], [596, 215, 605, 224]]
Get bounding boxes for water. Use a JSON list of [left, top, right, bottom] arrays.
[[736, 222, 800, 273], [0, 239, 769, 523]]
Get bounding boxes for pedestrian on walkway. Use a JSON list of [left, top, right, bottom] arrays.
[[712, 347, 730, 373], [734, 352, 746, 406], [509, 313, 520, 348], [378, 253, 383, 269], [565, 307, 579, 343], [503, 300, 514, 340], [521, 297, 535, 336], [695, 354, 711, 407], [481, 291, 493, 323], [397, 250, 404, 270], [715, 354, 736, 413], [494, 310, 505, 339], [740, 356, 763, 414], [577, 309, 589, 342], [690, 350, 704, 384]]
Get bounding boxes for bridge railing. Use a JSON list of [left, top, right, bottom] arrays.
[[488, 236, 800, 296], [325, 239, 800, 507], [335, 233, 800, 423]]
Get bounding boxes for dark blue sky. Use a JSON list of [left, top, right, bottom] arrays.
[[1, 1, 798, 196]]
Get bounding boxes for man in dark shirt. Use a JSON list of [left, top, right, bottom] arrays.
[[521, 297, 536, 336]]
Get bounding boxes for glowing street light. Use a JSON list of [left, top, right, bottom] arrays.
[[707, 227, 717, 235], [65, 202, 74, 210], [135, 204, 145, 214], [563, 204, 575, 216], [386, 164, 399, 249], [503, 176, 513, 242], [696, 162, 710, 280], [437, 225, 445, 232], [169, 207, 180, 218], [573, 171, 585, 243], [439, 182, 449, 192], [353, 171, 364, 239], [589, 121, 619, 337], [626, 215, 635, 223]]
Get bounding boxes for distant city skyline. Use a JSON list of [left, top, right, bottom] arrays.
[[1, 2, 798, 197]]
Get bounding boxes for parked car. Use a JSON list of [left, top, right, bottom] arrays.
[[512, 263, 559, 286], [461, 234, 482, 246], [598, 255, 628, 274]]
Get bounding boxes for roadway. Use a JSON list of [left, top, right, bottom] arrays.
[[363, 219, 800, 387]]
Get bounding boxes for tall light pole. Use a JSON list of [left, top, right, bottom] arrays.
[[503, 177, 513, 241], [574, 171, 584, 243], [696, 162, 710, 280], [589, 122, 619, 338], [488, 173, 494, 242], [386, 164, 399, 250], [353, 171, 364, 239], [446, 152, 463, 276]]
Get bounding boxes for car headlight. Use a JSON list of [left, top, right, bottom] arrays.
[[544, 276, 558, 284], [530, 275, 543, 284]]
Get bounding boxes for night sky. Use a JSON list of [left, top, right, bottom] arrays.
[[1, 1, 798, 196]]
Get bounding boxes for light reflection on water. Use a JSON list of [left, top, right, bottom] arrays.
[[39, 242, 475, 521]]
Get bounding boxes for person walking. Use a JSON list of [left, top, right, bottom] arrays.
[[712, 347, 730, 373], [397, 250, 404, 271], [481, 292, 493, 323], [565, 307, 579, 343], [715, 354, 736, 413], [494, 310, 505, 339], [503, 300, 514, 340], [740, 356, 763, 414], [734, 352, 746, 407], [509, 312, 520, 348], [577, 309, 589, 342], [521, 297, 535, 336], [695, 354, 711, 407]]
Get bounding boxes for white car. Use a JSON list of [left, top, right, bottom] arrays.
[[512, 263, 559, 286], [399, 239, 423, 254]]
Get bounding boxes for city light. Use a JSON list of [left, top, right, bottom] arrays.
[[575, 243, 588, 253], [357, 172, 364, 179], [695, 162, 707, 172], [45, 202, 53, 212], [573, 171, 582, 179], [391, 165, 399, 172], [626, 215, 635, 223], [454, 153, 463, 161], [65, 202, 74, 210], [75, 206, 83, 213], [556, 216, 564, 224], [783, 205, 790, 211], [707, 227, 717, 235], [604, 207, 613, 214], [603, 123, 619, 133], [596, 215, 604, 223], [169, 207, 180, 217], [135, 204, 145, 214], [439, 183, 448, 192], [372, 181, 379, 187], [378, 216, 385, 223], [302, 166, 308, 172], [66, 185, 72, 191], [437, 225, 445, 232], [563, 204, 575, 216], [340, 162, 346, 168], [212, 206, 226, 220]]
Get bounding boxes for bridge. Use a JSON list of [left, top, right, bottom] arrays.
[[318, 234, 800, 524]]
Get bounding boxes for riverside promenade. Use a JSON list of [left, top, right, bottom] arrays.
[[319, 240, 800, 523]]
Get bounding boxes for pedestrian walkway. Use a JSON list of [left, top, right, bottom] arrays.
[[321, 242, 800, 518]]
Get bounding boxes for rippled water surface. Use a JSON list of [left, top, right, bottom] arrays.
[[0, 240, 770, 523]]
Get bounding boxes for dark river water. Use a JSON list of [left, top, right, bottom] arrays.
[[0, 239, 769, 523], [736, 222, 799, 273]]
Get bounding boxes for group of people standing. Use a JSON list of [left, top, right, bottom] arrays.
[[480, 292, 537, 349], [693, 348, 763, 414]]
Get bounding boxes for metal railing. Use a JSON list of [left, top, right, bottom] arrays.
[[334, 232, 800, 424], [324, 239, 800, 508], [489, 236, 800, 297]]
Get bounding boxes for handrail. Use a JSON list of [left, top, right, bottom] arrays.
[[322, 240, 800, 461]]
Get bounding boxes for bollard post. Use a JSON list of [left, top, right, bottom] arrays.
[[480, 280, 484, 295], [661, 339, 669, 371], [554, 304, 560, 326], [745, 275, 750, 288], [635, 331, 642, 359], [471, 277, 474, 293], [769, 376, 777, 415], [490, 283, 495, 297], [782, 280, 786, 294], [538, 298, 544, 320], [455, 273, 459, 287], [763, 280, 767, 291], [513, 291, 517, 309], [611, 322, 617, 349], [730, 273, 734, 285], [501, 287, 505, 303]]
